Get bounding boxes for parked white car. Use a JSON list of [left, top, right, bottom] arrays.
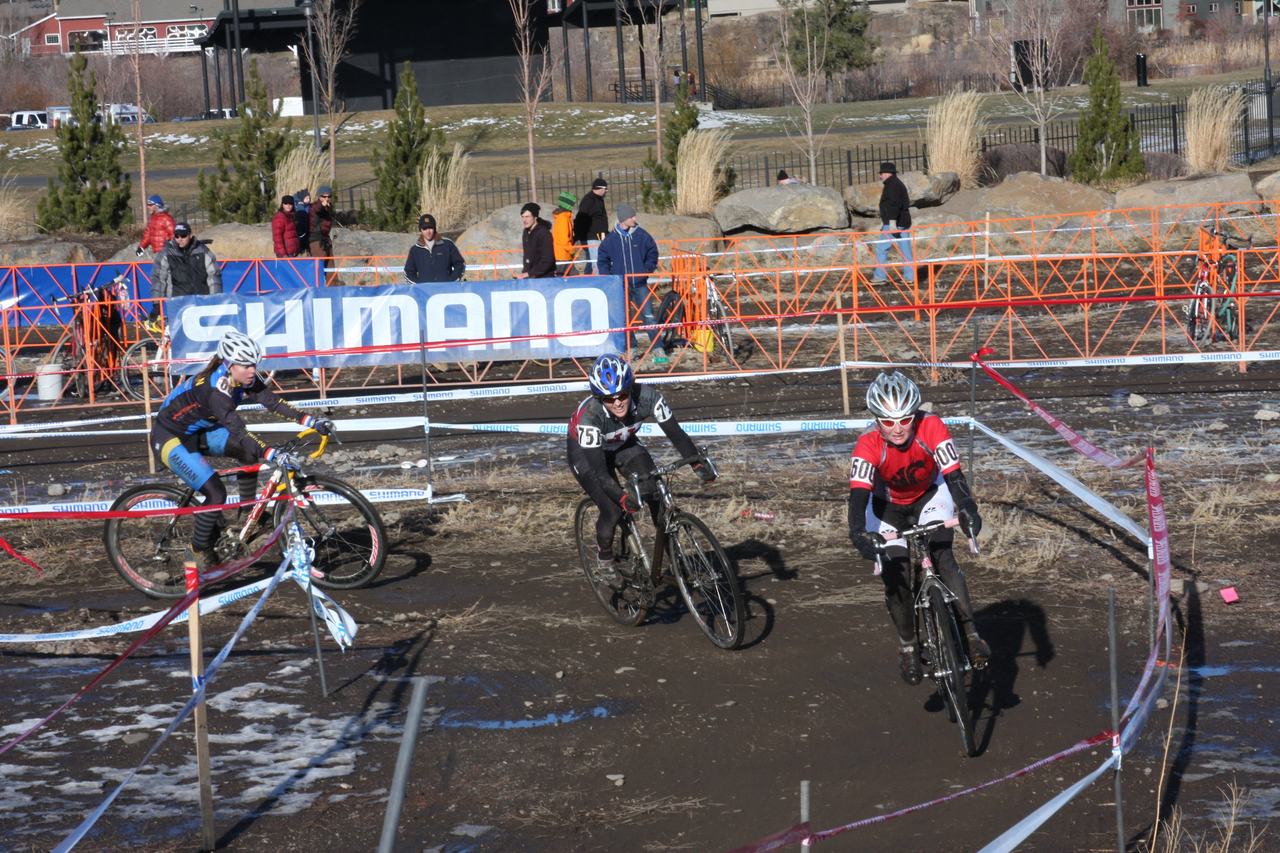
[[6, 110, 48, 131]]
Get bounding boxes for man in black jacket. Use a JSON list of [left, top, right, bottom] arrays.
[[573, 177, 609, 273], [516, 202, 556, 279], [404, 213, 466, 283], [873, 162, 914, 284], [150, 222, 222, 320]]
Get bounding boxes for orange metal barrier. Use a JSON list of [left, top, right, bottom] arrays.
[[2, 197, 1278, 420]]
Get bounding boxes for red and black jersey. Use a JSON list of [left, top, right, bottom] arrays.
[[849, 413, 961, 504]]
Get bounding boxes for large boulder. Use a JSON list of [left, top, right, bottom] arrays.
[[842, 171, 960, 217], [979, 143, 1068, 185], [0, 238, 96, 266], [637, 212, 722, 253], [1255, 169, 1280, 202], [718, 227, 868, 270], [714, 184, 848, 233], [1112, 172, 1264, 240]]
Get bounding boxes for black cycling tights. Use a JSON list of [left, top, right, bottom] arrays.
[[572, 444, 661, 555], [192, 471, 259, 554], [879, 540, 977, 645]]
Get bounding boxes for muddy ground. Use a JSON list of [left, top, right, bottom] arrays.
[[0, 363, 1277, 852]]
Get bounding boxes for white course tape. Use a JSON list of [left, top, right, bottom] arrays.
[[843, 349, 1280, 371], [429, 415, 970, 438], [977, 753, 1119, 853], [970, 419, 1149, 546], [0, 486, 465, 516]]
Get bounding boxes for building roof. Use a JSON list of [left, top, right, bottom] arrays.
[[49, 0, 284, 20]]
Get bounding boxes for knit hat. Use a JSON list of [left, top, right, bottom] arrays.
[[616, 203, 637, 222], [418, 213, 437, 231], [591, 177, 609, 189], [521, 202, 541, 217], [879, 162, 897, 175], [556, 191, 577, 211], [282, 195, 295, 205], [317, 185, 333, 197], [297, 188, 310, 201]]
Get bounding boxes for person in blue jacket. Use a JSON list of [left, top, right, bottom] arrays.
[[404, 213, 465, 283], [596, 203, 661, 355]]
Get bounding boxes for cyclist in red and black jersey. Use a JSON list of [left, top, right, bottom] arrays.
[[151, 330, 333, 573], [568, 353, 714, 584], [848, 370, 989, 685]]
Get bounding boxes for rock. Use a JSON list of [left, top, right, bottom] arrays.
[[0, 238, 96, 266], [47, 483, 66, 497], [842, 171, 960, 217], [1128, 393, 1147, 408], [1205, 421, 1228, 431], [714, 184, 848, 233], [605, 773, 625, 787], [634, 212, 722, 252], [1255, 408, 1280, 421], [1264, 472, 1280, 482], [723, 227, 871, 268], [1152, 403, 1171, 416], [1256, 170, 1280, 207], [1113, 172, 1260, 235], [979, 143, 1068, 185]]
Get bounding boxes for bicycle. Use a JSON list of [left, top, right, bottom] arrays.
[[1185, 227, 1249, 345], [877, 517, 981, 757], [49, 273, 127, 399], [573, 453, 746, 650], [704, 276, 754, 366], [103, 428, 387, 598], [118, 316, 172, 401]]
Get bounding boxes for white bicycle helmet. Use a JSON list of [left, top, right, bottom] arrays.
[[217, 330, 262, 366], [866, 370, 921, 419]]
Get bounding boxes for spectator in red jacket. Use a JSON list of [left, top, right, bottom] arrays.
[[136, 195, 176, 257], [271, 195, 301, 257]]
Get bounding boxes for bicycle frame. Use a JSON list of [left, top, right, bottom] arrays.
[[622, 454, 717, 584]]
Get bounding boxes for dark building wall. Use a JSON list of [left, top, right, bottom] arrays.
[[334, 0, 550, 109]]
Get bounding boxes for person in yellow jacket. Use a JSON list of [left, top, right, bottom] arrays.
[[551, 191, 580, 276]]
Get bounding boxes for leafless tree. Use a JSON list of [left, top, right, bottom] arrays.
[[776, 1, 831, 183], [985, 0, 1078, 176], [508, 0, 554, 199], [298, 0, 361, 184], [128, 0, 148, 214]]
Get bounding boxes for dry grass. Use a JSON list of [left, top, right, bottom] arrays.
[[273, 143, 327, 202], [418, 143, 472, 231], [1184, 86, 1246, 176], [0, 169, 31, 240], [1144, 782, 1268, 853], [924, 89, 984, 189], [1152, 38, 1263, 72], [674, 129, 733, 216]]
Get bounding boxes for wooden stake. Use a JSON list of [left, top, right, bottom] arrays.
[[185, 562, 216, 851]]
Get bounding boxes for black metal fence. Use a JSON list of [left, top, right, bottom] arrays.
[[171, 79, 1280, 230]]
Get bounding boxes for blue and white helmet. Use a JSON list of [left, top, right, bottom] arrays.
[[588, 353, 634, 398]]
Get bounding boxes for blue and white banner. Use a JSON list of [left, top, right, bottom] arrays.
[[167, 277, 627, 372]]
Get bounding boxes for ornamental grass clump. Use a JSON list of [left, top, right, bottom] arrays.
[[924, 89, 983, 189]]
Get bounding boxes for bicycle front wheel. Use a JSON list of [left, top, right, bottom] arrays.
[[273, 474, 387, 589], [119, 339, 167, 401], [928, 584, 977, 757], [668, 511, 745, 650], [574, 498, 647, 627], [104, 484, 195, 599]]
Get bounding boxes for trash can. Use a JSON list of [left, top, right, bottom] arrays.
[[36, 363, 62, 401], [1136, 53, 1149, 87]]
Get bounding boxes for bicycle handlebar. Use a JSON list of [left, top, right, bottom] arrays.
[[876, 517, 979, 556]]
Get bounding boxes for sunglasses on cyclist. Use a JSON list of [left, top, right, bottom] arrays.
[[877, 415, 915, 429], [601, 391, 630, 404]]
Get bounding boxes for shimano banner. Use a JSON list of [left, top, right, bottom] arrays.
[[167, 277, 627, 372]]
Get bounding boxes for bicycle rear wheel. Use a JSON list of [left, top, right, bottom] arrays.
[[574, 498, 646, 626], [928, 584, 977, 757], [668, 511, 745, 650], [273, 474, 387, 589], [119, 339, 167, 401], [103, 484, 195, 599]]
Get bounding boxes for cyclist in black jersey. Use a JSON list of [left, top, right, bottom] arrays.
[[151, 330, 333, 572], [567, 353, 715, 583]]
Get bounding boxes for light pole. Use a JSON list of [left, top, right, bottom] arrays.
[[302, 1, 322, 151], [1266, 0, 1274, 155]]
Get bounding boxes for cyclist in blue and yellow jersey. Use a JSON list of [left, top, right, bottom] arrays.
[[567, 353, 715, 585], [150, 330, 333, 571], [847, 370, 989, 685]]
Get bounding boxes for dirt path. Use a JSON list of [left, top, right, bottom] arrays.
[[0, 367, 1276, 850]]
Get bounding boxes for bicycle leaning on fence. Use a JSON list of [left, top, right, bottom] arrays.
[[1185, 227, 1250, 345], [876, 517, 983, 757], [104, 428, 387, 598], [573, 452, 746, 650], [49, 273, 128, 399]]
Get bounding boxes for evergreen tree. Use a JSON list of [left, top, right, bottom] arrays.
[[783, 0, 877, 98], [36, 51, 132, 235], [198, 60, 294, 224], [641, 80, 700, 212], [364, 62, 445, 231], [1069, 30, 1145, 185]]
